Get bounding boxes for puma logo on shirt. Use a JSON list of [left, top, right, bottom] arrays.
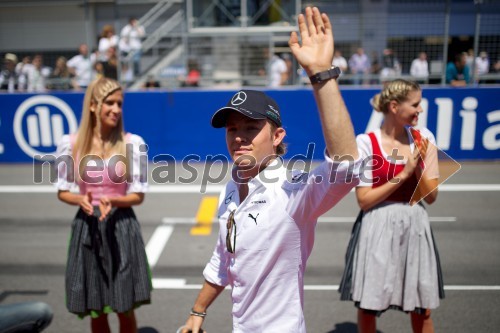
[[248, 213, 259, 225]]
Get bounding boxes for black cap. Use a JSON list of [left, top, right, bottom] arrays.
[[211, 90, 282, 128]]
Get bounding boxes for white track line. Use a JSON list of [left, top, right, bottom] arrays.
[[317, 216, 457, 223], [161, 217, 199, 224], [145, 225, 174, 267], [149, 280, 500, 291], [1, 184, 500, 193], [152, 278, 187, 289], [0, 185, 223, 193], [161, 217, 456, 224], [444, 285, 500, 291], [439, 184, 500, 191]]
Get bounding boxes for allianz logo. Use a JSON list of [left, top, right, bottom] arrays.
[[8, 94, 500, 160], [13, 95, 78, 158], [365, 96, 500, 151]]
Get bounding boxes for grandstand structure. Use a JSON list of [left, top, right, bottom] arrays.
[[0, 0, 499, 89]]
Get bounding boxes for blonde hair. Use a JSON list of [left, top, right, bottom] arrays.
[[372, 79, 421, 113], [101, 24, 115, 38], [73, 78, 126, 177]]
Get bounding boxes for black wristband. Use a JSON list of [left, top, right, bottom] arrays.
[[309, 67, 341, 84]]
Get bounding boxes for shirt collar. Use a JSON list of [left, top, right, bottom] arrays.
[[251, 157, 285, 190], [228, 157, 285, 192]]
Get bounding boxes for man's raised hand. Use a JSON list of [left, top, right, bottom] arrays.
[[289, 7, 334, 77]]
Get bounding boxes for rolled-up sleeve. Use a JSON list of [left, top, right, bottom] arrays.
[[287, 151, 362, 222], [203, 234, 230, 287], [203, 191, 230, 287]]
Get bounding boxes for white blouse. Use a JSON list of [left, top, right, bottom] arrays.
[[356, 127, 439, 187]]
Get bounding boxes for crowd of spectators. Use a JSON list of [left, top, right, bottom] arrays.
[[0, 17, 146, 93], [2, 35, 499, 92], [294, 47, 498, 87]]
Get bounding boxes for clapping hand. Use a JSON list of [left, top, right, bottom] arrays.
[[415, 137, 429, 166], [99, 196, 112, 221], [80, 192, 94, 216]]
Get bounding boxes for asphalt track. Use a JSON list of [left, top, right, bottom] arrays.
[[1, 162, 499, 333]]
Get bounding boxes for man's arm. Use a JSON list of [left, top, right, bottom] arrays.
[[288, 7, 358, 161], [182, 280, 225, 333], [450, 79, 467, 87]]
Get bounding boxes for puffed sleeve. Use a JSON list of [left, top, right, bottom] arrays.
[[356, 133, 373, 187], [127, 134, 149, 193], [54, 135, 76, 191]]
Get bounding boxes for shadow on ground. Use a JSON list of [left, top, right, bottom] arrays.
[[326, 321, 383, 333], [139, 327, 160, 333]]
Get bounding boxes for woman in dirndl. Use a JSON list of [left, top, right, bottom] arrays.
[[55, 77, 151, 333], [339, 79, 444, 333]]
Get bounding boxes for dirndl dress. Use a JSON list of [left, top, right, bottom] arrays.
[[338, 131, 444, 315], [339, 203, 444, 315], [55, 133, 152, 317], [66, 207, 152, 317]]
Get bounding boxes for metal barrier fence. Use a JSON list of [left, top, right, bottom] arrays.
[[170, 0, 500, 88], [0, 0, 500, 90]]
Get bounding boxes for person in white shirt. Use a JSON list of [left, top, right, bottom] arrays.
[[267, 53, 288, 87], [475, 51, 490, 76], [67, 44, 97, 89], [332, 49, 348, 74], [98, 25, 119, 62], [181, 7, 361, 333], [24, 54, 49, 93], [348, 48, 370, 85], [410, 52, 429, 81], [119, 17, 145, 76]]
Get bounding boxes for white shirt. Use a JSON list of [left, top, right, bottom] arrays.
[[203, 155, 361, 332], [120, 23, 145, 52], [67, 53, 96, 87], [98, 35, 119, 61], [356, 128, 439, 188], [410, 58, 429, 78], [475, 56, 489, 75], [332, 56, 348, 72], [348, 53, 370, 73], [24, 64, 49, 93], [268, 55, 288, 87]]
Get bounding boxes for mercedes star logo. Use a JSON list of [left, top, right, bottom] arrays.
[[231, 91, 247, 106]]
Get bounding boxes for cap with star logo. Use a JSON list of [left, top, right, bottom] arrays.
[[211, 90, 282, 128]]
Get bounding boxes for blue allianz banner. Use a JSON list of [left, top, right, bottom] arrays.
[[0, 87, 499, 162]]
